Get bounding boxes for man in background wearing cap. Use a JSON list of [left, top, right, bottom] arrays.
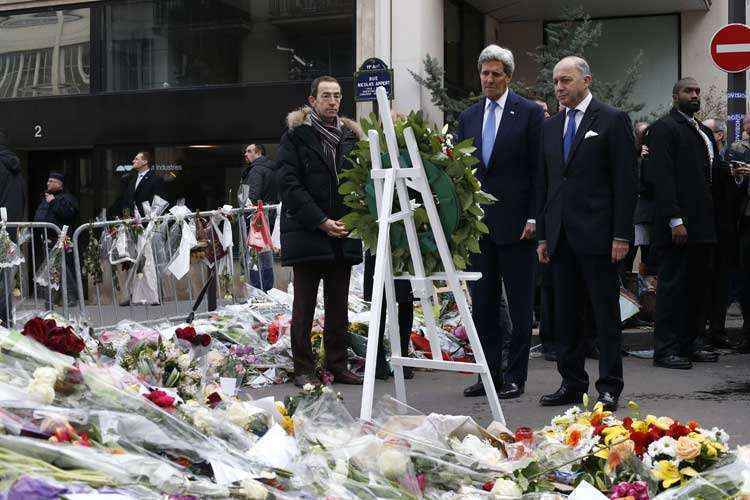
[[34, 172, 79, 307]]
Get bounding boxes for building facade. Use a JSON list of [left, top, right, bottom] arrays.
[[0, 0, 736, 221]]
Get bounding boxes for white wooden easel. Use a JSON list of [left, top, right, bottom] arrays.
[[359, 86, 505, 425]]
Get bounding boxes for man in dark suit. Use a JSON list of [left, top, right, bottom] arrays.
[[537, 56, 636, 411], [111, 151, 168, 217], [456, 45, 544, 400], [648, 78, 726, 369]]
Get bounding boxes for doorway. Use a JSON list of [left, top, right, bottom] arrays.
[[27, 150, 95, 223]]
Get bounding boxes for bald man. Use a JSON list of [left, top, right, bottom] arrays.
[[537, 56, 637, 411], [648, 77, 724, 369]]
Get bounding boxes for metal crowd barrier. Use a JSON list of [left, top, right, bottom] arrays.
[[70, 204, 282, 330], [2, 222, 69, 329]]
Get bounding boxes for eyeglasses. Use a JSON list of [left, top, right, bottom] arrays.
[[318, 93, 342, 101]]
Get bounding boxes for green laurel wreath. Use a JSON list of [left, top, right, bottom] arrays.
[[339, 111, 496, 276]]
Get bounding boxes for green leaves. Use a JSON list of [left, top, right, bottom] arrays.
[[345, 111, 495, 276]]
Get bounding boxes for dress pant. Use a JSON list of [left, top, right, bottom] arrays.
[[654, 244, 713, 359], [552, 231, 623, 396], [290, 261, 351, 375], [469, 238, 536, 385], [538, 264, 556, 352]]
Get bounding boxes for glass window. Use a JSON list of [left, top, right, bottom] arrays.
[[103, 0, 354, 92], [444, 0, 483, 97], [0, 8, 90, 98], [102, 144, 277, 217]]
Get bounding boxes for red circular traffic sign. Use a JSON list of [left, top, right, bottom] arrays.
[[710, 23, 750, 73]]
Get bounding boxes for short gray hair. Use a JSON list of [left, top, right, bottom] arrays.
[[556, 56, 592, 78], [703, 118, 726, 134], [477, 45, 514, 77]]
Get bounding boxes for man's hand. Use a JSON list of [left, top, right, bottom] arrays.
[[520, 222, 536, 240], [45, 194, 55, 203], [319, 219, 348, 238], [611, 240, 630, 263], [537, 241, 550, 264], [671, 224, 688, 246]]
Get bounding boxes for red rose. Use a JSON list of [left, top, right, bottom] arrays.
[[668, 422, 691, 439], [46, 333, 68, 354], [176, 326, 197, 343], [482, 481, 495, 492], [43, 319, 58, 332], [145, 389, 175, 408], [63, 330, 85, 356], [22, 318, 48, 344], [623, 417, 633, 429], [206, 392, 222, 408], [199, 334, 211, 347], [267, 323, 280, 344]]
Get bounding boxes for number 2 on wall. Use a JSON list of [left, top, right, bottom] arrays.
[[34, 125, 43, 138]]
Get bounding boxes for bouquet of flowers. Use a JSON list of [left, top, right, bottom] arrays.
[[0, 208, 23, 269], [21, 317, 86, 358], [34, 226, 71, 291]]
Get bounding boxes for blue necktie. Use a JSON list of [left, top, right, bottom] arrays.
[[482, 100, 499, 167], [563, 108, 578, 162]]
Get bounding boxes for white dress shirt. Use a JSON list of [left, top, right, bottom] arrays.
[[481, 88, 535, 226], [562, 91, 593, 138], [481, 88, 509, 140], [135, 169, 149, 191]]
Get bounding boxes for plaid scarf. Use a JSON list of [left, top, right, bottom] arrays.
[[309, 108, 342, 170]]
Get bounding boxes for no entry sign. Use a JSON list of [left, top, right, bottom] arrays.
[[710, 23, 750, 73]]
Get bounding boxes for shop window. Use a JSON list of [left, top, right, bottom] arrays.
[[103, 0, 354, 92], [0, 8, 90, 98]]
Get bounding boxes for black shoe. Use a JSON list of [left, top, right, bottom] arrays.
[[463, 375, 501, 398], [498, 382, 524, 399], [691, 350, 719, 362], [539, 386, 585, 407], [597, 392, 618, 412], [293, 373, 317, 388], [586, 346, 600, 360], [708, 331, 738, 350], [653, 355, 692, 370]]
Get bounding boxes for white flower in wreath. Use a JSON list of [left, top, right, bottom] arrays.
[[491, 478, 523, 498], [207, 350, 223, 367], [27, 381, 55, 405], [701, 427, 730, 446], [177, 353, 193, 371], [32, 366, 60, 386], [377, 447, 411, 480], [192, 407, 212, 434], [302, 383, 315, 393], [648, 436, 678, 459], [238, 478, 268, 500]]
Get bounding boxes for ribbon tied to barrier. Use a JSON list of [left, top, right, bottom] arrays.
[[167, 205, 198, 280]]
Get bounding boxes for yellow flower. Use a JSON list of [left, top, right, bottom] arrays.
[[652, 460, 682, 489], [275, 401, 289, 417], [704, 442, 718, 459], [689, 432, 706, 443], [627, 401, 640, 411], [680, 466, 699, 478], [675, 436, 701, 461], [646, 415, 675, 431], [602, 425, 629, 446], [592, 401, 604, 413], [630, 420, 648, 433]]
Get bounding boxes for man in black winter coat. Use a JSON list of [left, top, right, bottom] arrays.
[[277, 75, 363, 388], [240, 144, 279, 205], [0, 130, 25, 327], [648, 77, 726, 369], [34, 172, 79, 306]]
